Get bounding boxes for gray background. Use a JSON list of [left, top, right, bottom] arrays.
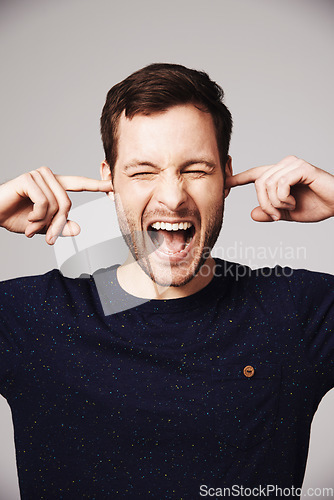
[[0, 0, 333, 497]]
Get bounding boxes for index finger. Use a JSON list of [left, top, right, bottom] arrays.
[[226, 165, 273, 188], [55, 175, 112, 192]]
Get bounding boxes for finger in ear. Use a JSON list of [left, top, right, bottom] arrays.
[[100, 160, 115, 200], [224, 156, 233, 198]]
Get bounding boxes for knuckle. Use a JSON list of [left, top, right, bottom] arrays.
[[37, 166, 52, 176], [303, 161, 314, 174], [284, 155, 298, 162], [260, 200, 271, 212], [270, 196, 279, 205], [64, 198, 72, 211], [48, 201, 59, 215], [278, 176, 287, 186], [39, 202, 48, 212], [57, 197, 72, 214], [28, 169, 40, 178], [37, 196, 48, 208], [21, 172, 33, 183], [274, 200, 284, 208], [277, 191, 288, 202], [266, 177, 276, 188]]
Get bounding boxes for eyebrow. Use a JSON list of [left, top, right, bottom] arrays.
[[123, 158, 216, 172], [181, 159, 216, 169]]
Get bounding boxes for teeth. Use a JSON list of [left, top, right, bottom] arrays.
[[151, 221, 193, 231]]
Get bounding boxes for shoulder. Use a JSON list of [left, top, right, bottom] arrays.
[[213, 258, 334, 303], [0, 269, 94, 311]]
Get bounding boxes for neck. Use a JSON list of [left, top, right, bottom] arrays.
[[116, 253, 216, 300]]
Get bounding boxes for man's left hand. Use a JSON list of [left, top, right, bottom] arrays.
[[226, 155, 334, 222]]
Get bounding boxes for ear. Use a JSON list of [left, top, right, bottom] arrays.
[[100, 160, 115, 201], [224, 156, 233, 198]]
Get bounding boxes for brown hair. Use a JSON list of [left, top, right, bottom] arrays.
[[100, 63, 232, 178]]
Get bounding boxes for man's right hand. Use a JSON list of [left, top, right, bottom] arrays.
[[0, 167, 112, 245]]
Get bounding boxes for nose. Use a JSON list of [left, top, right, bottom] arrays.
[[153, 174, 188, 211]]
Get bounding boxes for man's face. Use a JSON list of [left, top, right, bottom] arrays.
[[104, 104, 230, 287]]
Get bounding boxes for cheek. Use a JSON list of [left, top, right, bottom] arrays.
[[127, 181, 154, 201], [195, 189, 224, 217], [116, 186, 153, 224]]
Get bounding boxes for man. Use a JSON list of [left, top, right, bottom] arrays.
[[0, 63, 333, 498]]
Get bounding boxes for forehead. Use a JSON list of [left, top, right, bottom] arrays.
[[115, 104, 220, 165]]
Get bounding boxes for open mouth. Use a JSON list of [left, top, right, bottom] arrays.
[[147, 221, 195, 256]]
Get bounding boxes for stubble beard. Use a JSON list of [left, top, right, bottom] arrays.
[[115, 197, 225, 288]]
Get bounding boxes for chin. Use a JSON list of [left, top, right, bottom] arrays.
[[136, 252, 209, 289], [117, 206, 224, 290]]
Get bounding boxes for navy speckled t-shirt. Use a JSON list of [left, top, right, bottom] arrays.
[[0, 259, 334, 499]]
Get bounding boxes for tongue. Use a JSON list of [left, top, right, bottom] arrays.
[[157, 229, 186, 253]]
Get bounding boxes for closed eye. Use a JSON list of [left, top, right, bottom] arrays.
[[183, 170, 208, 177], [129, 171, 157, 179]]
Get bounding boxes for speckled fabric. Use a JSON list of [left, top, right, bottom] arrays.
[[0, 259, 333, 499]]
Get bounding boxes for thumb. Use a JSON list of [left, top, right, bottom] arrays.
[[61, 220, 81, 237], [251, 206, 277, 222]]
